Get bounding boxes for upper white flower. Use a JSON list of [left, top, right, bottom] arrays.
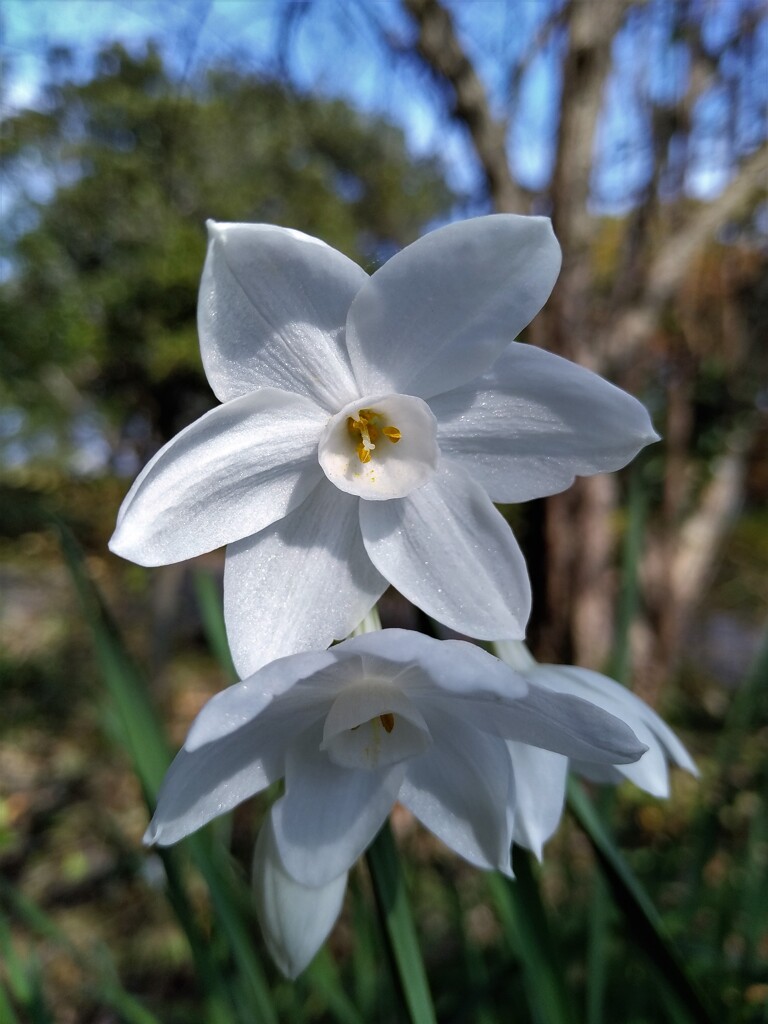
[[110, 217, 658, 677], [144, 630, 647, 885], [495, 640, 699, 858]]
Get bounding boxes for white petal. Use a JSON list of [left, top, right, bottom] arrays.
[[345, 216, 561, 399], [530, 664, 697, 796], [360, 461, 531, 639], [143, 721, 283, 847], [110, 389, 326, 566], [571, 723, 670, 795], [400, 709, 513, 874], [338, 630, 529, 702], [224, 481, 387, 678], [507, 742, 567, 859], [443, 685, 648, 764], [199, 222, 364, 410], [318, 393, 439, 500], [253, 812, 347, 979], [184, 649, 339, 752], [430, 342, 659, 502], [272, 725, 403, 886], [189, 631, 514, 753]]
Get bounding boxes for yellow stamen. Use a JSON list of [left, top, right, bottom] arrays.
[[347, 409, 403, 463], [351, 712, 395, 735]]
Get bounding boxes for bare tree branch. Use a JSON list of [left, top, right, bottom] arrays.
[[551, 0, 636, 253], [402, 0, 528, 212], [600, 143, 768, 368], [505, 6, 566, 108], [669, 428, 751, 613]]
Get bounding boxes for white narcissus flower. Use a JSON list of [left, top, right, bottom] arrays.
[[110, 216, 658, 677], [494, 640, 699, 859], [144, 630, 647, 973]]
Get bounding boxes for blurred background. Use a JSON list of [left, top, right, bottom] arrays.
[[1, 2, 766, 1022]]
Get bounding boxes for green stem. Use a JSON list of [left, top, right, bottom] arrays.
[[365, 821, 437, 1024], [350, 604, 383, 635], [568, 779, 718, 1024]]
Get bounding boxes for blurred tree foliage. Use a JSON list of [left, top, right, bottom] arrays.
[[0, 42, 453, 470]]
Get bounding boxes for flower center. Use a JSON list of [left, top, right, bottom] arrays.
[[347, 408, 402, 464], [321, 683, 431, 771], [350, 711, 396, 736], [318, 393, 439, 501]]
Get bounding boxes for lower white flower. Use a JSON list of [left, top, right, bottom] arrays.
[[144, 630, 647, 973], [495, 640, 699, 858]]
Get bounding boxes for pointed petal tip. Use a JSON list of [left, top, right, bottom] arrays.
[[527, 843, 544, 863], [499, 854, 516, 879], [107, 522, 132, 559], [276, 956, 304, 982], [107, 526, 134, 564], [677, 749, 699, 777], [621, 739, 650, 765], [143, 817, 176, 848], [537, 213, 561, 254], [645, 775, 671, 799], [107, 523, 160, 568]]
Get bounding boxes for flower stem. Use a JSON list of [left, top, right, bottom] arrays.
[[350, 604, 383, 635], [366, 820, 437, 1024]]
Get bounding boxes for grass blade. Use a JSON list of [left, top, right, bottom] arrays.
[[567, 779, 718, 1024], [0, 910, 54, 1024], [57, 523, 278, 1024], [486, 851, 577, 1024], [0, 881, 163, 1024], [303, 949, 366, 1024], [0, 982, 21, 1024], [366, 820, 437, 1024], [58, 523, 170, 799]]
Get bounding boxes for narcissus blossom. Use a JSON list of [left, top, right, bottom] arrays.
[[144, 630, 646, 955], [111, 216, 658, 676], [495, 640, 698, 858]]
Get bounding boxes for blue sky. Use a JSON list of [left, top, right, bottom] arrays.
[[0, 0, 567, 201], [3, 0, 766, 208]]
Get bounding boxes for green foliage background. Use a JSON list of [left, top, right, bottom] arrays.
[[1, 43, 453, 466]]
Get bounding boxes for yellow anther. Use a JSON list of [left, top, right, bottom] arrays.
[[350, 712, 395, 735], [348, 408, 403, 463], [379, 713, 395, 734]]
